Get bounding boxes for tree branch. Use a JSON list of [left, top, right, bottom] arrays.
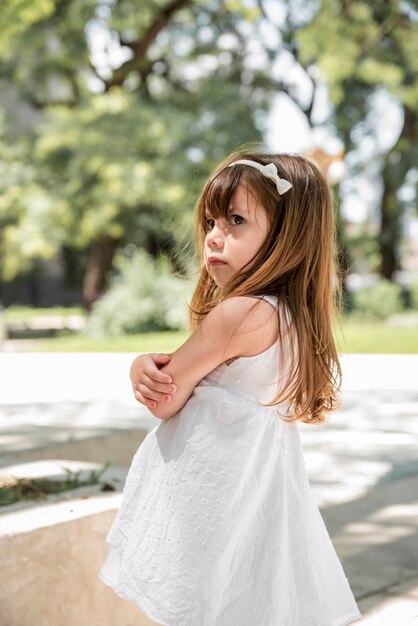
[[105, 0, 193, 90]]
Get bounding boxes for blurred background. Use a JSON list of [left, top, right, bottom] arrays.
[[0, 2, 418, 626], [0, 0, 417, 352]]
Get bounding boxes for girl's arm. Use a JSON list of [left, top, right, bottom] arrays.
[[130, 353, 175, 409], [147, 296, 278, 421]]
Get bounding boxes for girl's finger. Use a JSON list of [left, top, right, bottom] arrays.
[[154, 353, 171, 361], [134, 389, 157, 409], [143, 366, 173, 385], [137, 383, 173, 404], [140, 372, 177, 395]]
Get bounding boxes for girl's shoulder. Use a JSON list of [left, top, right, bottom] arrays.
[[211, 294, 277, 323], [211, 295, 279, 360]]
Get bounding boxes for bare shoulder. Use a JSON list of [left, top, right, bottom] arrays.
[[205, 295, 275, 325], [148, 295, 279, 419], [201, 295, 279, 360]]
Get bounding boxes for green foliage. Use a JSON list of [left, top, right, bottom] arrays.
[[1, 0, 415, 301], [345, 229, 381, 274], [297, 0, 418, 107], [32, 91, 193, 245], [86, 248, 195, 336], [297, 0, 418, 282], [352, 278, 404, 320], [224, 0, 262, 21], [0, 0, 265, 288], [0, 0, 55, 57]]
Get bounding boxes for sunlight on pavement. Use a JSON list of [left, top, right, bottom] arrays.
[[341, 521, 414, 546], [358, 594, 418, 625]]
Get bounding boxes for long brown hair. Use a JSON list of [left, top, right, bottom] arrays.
[[187, 148, 343, 425]]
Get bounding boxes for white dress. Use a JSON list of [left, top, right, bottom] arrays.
[[98, 295, 362, 626]]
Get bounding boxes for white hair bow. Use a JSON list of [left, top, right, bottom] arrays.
[[227, 159, 293, 196]]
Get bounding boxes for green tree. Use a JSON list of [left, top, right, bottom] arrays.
[[0, 0, 268, 306], [297, 0, 418, 279]]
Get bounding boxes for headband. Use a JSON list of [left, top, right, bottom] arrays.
[[227, 159, 293, 196]]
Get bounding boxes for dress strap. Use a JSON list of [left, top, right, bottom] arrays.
[[251, 294, 278, 309]]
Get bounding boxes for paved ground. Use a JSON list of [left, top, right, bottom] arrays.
[[1, 353, 417, 624]]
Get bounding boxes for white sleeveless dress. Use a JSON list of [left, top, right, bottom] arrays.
[[98, 295, 362, 626]]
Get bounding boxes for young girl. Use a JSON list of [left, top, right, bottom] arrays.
[[98, 150, 362, 626]]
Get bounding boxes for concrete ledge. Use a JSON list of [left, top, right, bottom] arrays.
[[0, 428, 149, 469], [0, 460, 151, 626], [0, 460, 126, 522]]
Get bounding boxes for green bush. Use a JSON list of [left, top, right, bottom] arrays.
[[86, 248, 195, 336], [352, 278, 404, 320]]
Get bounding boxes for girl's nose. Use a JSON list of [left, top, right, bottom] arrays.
[[206, 222, 225, 248]]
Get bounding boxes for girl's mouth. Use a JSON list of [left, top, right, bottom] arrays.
[[208, 256, 227, 266]]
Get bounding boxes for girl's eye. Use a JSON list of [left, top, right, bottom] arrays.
[[205, 215, 245, 230]]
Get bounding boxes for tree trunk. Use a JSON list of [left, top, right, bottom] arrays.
[[82, 236, 119, 311], [379, 162, 401, 279], [378, 105, 416, 280], [334, 186, 352, 309]]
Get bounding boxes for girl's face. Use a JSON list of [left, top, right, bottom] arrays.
[[203, 184, 270, 288]]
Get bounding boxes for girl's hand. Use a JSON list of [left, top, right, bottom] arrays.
[[130, 353, 177, 409]]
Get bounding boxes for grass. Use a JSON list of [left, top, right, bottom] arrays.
[[3, 307, 418, 353], [15, 330, 190, 353], [334, 316, 418, 353], [3, 315, 417, 353], [4, 306, 84, 323], [0, 462, 113, 507]]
